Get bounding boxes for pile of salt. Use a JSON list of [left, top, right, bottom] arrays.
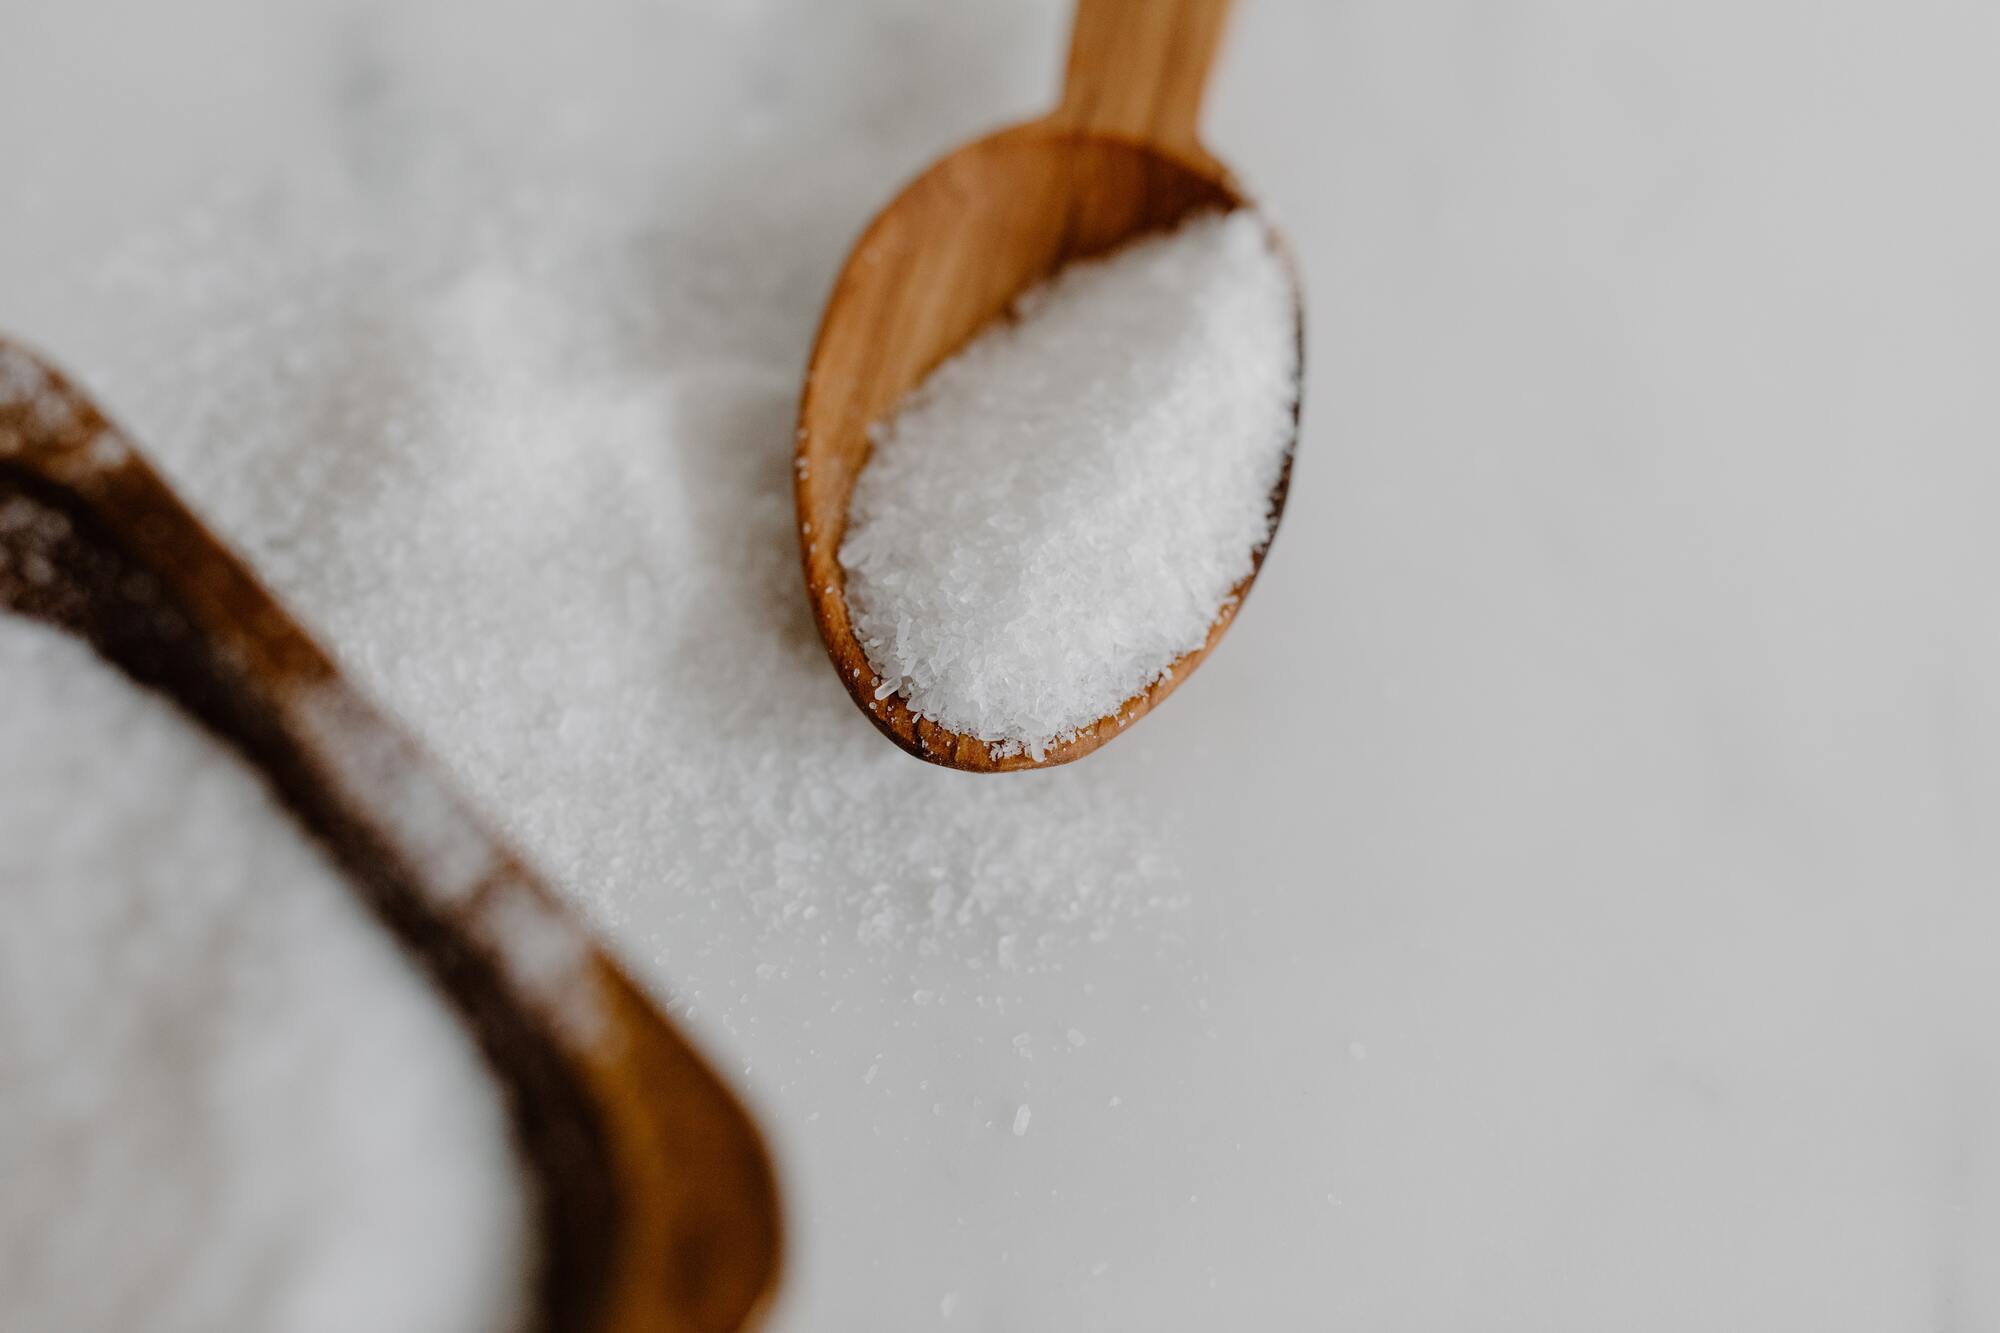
[[839, 210, 1298, 757], [0, 617, 529, 1333]]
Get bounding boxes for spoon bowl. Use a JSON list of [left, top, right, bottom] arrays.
[[796, 0, 1302, 771]]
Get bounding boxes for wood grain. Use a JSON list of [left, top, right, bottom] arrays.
[[795, 0, 1303, 772], [0, 339, 782, 1333], [1057, 0, 1235, 167]]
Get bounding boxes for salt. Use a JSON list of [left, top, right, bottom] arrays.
[[0, 618, 530, 1333], [83, 172, 1186, 962], [840, 210, 1298, 756], [6, 48, 1223, 1325]]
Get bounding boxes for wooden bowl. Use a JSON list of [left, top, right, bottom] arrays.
[[0, 338, 782, 1333]]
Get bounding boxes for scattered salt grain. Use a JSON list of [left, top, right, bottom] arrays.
[[1012, 1104, 1033, 1137], [0, 618, 530, 1333], [84, 173, 1187, 968], [840, 210, 1298, 756]]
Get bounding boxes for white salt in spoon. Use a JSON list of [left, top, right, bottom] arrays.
[[796, 0, 1303, 772]]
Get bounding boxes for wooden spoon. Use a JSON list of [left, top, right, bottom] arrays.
[[0, 338, 781, 1333], [796, 0, 1302, 773]]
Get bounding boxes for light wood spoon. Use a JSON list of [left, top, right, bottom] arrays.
[[796, 0, 1302, 773]]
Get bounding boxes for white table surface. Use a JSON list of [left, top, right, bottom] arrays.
[[7, 1, 2000, 1328]]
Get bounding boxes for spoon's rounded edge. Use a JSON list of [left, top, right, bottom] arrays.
[[796, 120, 1304, 773]]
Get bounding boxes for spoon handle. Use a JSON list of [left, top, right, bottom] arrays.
[[1053, 0, 1235, 164]]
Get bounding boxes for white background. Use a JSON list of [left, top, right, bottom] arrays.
[[6, 0, 2000, 1328]]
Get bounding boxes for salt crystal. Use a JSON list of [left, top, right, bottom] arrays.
[[1011, 1104, 1032, 1137], [840, 210, 1298, 753]]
